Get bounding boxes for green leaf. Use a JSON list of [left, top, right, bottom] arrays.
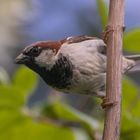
[[41, 102, 100, 140], [122, 77, 139, 109], [121, 114, 140, 140], [0, 69, 75, 140], [42, 102, 99, 127], [96, 0, 108, 28], [124, 28, 140, 53], [123, 77, 140, 121], [122, 77, 140, 122], [121, 77, 140, 140], [0, 86, 25, 108], [13, 66, 38, 94], [0, 114, 75, 140]]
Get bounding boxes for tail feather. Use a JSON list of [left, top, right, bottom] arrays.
[[125, 54, 140, 61], [125, 54, 140, 73]]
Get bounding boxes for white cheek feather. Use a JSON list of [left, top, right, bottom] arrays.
[[35, 50, 57, 68]]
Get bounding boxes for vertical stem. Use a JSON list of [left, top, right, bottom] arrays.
[[103, 0, 125, 140]]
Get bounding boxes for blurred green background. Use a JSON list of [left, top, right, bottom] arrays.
[[0, 0, 140, 140]]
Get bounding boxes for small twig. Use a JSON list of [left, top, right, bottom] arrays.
[[102, 0, 125, 140]]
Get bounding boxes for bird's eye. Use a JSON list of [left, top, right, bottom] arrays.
[[30, 47, 41, 56]]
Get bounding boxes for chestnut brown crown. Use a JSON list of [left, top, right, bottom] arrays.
[[15, 40, 64, 64]]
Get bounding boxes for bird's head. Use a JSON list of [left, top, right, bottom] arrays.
[[15, 40, 63, 72]]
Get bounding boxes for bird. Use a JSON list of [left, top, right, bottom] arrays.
[[15, 35, 140, 100]]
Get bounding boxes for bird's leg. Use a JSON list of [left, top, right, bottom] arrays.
[[101, 25, 114, 43], [101, 97, 118, 109], [96, 91, 117, 109], [101, 25, 125, 43]]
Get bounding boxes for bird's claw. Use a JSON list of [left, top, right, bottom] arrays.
[[101, 27, 114, 43], [101, 97, 118, 109], [101, 25, 125, 43]]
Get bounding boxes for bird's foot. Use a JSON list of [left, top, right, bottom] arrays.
[[101, 97, 118, 109], [101, 25, 125, 43], [101, 26, 114, 43]]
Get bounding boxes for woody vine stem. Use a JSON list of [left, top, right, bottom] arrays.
[[102, 0, 125, 140]]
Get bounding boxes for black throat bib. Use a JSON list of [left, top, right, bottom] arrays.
[[40, 56, 73, 89]]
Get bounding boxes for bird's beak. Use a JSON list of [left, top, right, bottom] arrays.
[[15, 53, 29, 64]]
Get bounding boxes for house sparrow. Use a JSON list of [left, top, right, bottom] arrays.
[[15, 36, 139, 98]]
